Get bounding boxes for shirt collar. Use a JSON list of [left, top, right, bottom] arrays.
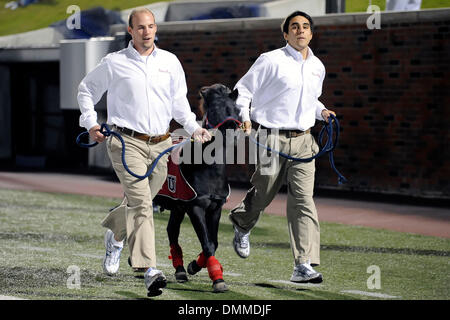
[[285, 43, 314, 62], [127, 40, 158, 59]]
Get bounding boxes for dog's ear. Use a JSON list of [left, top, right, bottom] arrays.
[[199, 86, 209, 98], [228, 88, 238, 101]]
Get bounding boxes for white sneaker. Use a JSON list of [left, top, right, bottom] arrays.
[[144, 267, 167, 297], [233, 227, 250, 258], [290, 262, 323, 283], [102, 229, 123, 275]]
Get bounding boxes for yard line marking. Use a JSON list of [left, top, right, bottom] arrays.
[[73, 253, 104, 259], [18, 245, 55, 252], [223, 272, 242, 277], [156, 263, 242, 276], [157, 263, 172, 268], [269, 279, 323, 287], [340, 290, 401, 299], [0, 295, 27, 300]]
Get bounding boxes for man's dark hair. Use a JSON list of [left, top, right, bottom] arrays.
[[281, 11, 314, 34]]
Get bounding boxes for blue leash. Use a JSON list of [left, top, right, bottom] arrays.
[[249, 114, 347, 184], [76, 123, 189, 180], [76, 117, 347, 184]]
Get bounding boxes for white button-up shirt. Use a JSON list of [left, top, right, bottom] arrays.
[[235, 44, 327, 131], [78, 41, 200, 135]]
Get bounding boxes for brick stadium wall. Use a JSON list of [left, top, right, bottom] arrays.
[[157, 9, 450, 199]]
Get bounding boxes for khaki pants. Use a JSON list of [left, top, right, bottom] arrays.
[[230, 130, 321, 266], [101, 133, 171, 269]]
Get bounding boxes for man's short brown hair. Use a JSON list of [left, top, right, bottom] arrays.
[[128, 7, 155, 28]]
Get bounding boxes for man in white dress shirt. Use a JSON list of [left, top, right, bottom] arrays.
[[77, 8, 211, 296], [229, 11, 335, 284]]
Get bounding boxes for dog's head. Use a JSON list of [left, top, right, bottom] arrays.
[[199, 83, 241, 130]]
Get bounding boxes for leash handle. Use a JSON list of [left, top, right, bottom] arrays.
[[249, 114, 347, 184], [75, 123, 112, 148], [76, 131, 97, 148], [76, 124, 189, 180]]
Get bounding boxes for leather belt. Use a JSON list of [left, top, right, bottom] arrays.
[[113, 125, 170, 143], [260, 125, 311, 138]]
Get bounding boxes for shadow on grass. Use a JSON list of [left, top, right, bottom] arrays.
[[250, 241, 449, 257], [0, 231, 103, 244], [321, 244, 449, 257], [166, 280, 257, 300], [253, 242, 290, 249], [230, 241, 449, 258], [254, 283, 357, 300], [168, 287, 214, 294], [255, 282, 307, 291], [114, 291, 148, 300]]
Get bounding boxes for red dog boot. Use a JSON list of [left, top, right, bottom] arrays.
[[187, 251, 206, 275], [169, 243, 183, 268], [169, 244, 188, 282], [206, 256, 228, 293], [197, 251, 207, 268]]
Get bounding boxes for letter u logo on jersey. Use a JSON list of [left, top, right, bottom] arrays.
[[167, 175, 176, 193]]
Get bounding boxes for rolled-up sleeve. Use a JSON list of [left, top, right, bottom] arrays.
[[314, 67, 327, 120], [234, 55, 271, 123], [171, 58, 200, 136], [77, 57, 112, 130]]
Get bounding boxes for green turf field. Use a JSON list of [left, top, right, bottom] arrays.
[[0, 188, 448, 300], [0, 0, 168, 36]]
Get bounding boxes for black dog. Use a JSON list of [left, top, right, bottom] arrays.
[[154, 83, 241, 292]]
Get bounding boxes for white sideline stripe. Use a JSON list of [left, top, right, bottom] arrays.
[[73, 253, 103, 259], [0, 295, 27, 300], [223, 272, 242, 277], [157, 263, 241, 276], [340, 290, 401, 299], [269, 279, 323, 287], [68, 257, 179, 267], [157, 263, 172, 268], [16, 248, 243, 278], [18, 246, 55, 252]]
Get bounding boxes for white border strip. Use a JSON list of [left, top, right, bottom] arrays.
[[18, 245, 55, 252], [341, 290, 401, 299], [269, 279, 323, 287], [73, 253, 103, 259], [223, 272, 242, 277], [0, 295, 26, 300]]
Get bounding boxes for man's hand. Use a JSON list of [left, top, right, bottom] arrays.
[[89, 124, 106, 143], [241, 121, 252, 135], [192, 128, 212, 143], [321, 109, 336, 123]]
